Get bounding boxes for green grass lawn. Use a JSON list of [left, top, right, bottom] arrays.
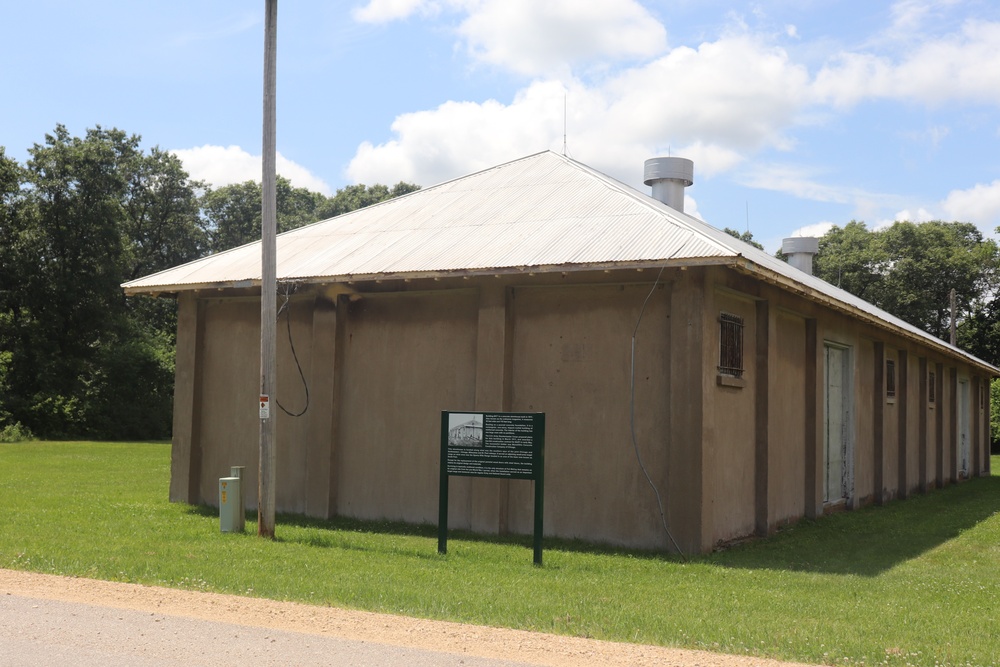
[[1, 441, 998, 667]]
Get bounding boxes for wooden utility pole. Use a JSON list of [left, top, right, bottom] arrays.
[[258, 0, 278, 538]]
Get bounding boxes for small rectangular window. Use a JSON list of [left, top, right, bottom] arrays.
[[886, 359, 896, 399], [718, 313, 744, 378], [929, 371, 936, 403]]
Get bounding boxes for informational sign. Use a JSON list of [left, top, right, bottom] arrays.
[[438, 411, 545, 565], [259, 395, 270, 419], [444, 412, 541, 479]]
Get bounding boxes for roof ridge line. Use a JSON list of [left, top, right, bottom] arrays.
[[549, 153, 742, 258]]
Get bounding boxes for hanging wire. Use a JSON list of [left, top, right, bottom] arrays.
[[275, 282, 309, 417], [630, 265, 686, 559]]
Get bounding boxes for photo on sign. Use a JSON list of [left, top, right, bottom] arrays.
[[447, 413, 484, 448]]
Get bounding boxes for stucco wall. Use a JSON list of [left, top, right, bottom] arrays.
[[196, 299, 261, 506], [182, 297, 317, 512], [702, 288, 757, 547], [506, 283, 672, 550], [904, 353, 921, 495], [168, 263, 994, 554], [334, 290, 479, 525], [768, 310, 807, 526]]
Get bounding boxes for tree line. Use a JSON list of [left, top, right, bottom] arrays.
[[0, 125, 417, 441], [2, 125, 998, 443], [812, 221, 1000, 449]]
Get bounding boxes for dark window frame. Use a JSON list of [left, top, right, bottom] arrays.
[[718, 312, 745, 379]]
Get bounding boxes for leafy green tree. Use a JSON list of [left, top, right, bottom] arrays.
[[122, 147, 207, 281], [9, 126, 136, 435], [813, 221, 887, 302], [722, 227, 764, 251], [315, 182, 420, 220], [201, 177, 329, 253], [0, 126, 203, 439], [879, 221, 996, 342], [201, 180, 266, 253], [0, 148, 26, 325], [0, 149, 27, 436], [812, 220, 1000, 362], [203, 178, 420, 253]]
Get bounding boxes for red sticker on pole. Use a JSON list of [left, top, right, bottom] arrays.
[[259, 395, 270, 419]]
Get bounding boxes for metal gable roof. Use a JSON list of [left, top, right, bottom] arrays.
[[122, 151, 734, 293], [122, 150, 997, 374]]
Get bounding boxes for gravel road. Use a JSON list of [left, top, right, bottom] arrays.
[[1, 569, 821, 667]]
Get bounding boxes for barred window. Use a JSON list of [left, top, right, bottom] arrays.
[[886, 359, 896, 398], [718, 313, 745, 378], [929, 371, 936, 403]]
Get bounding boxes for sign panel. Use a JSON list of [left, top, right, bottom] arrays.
[[439, 411, 545, 565], [443, 412, 542, 479]]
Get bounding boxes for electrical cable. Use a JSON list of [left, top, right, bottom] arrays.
[[630, 265, 686, 559], [275, 282, 309, 418]]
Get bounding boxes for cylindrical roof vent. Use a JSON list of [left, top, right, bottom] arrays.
[[782, 237, 820, 275], [644, 157, 694, 212]]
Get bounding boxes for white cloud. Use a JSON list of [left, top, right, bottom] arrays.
[[683, 194, 702, 221], [347, 80, 581, 186], [605, 36, 809, 151], [887, 0, 962, 35], [352, 0, 438, 23], [915, 125, 950, 149], [814, 19, 1000, 108], [347, 35, 811, 189], [940, 180, 1000, 226], [345, 0, 1000, 236], [789, 221, 835, 238], [737, 164, 912, 228], [736, 164, 854, 204], [172, 145, 331, 194], [670, 142, 746, 178], [456, 0, 666, 76], [353, 0, 664, 76], [170, 12, 258, 46], [882, 183, 1000, 232], [892, 207, 936, 223]]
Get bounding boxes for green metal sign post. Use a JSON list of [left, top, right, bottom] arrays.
[[438, 411, 545, 565]]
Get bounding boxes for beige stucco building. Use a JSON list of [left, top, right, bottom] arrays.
[[123, 152, 995, 555]]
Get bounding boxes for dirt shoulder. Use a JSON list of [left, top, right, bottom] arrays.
[[1, 569, 820, 667]]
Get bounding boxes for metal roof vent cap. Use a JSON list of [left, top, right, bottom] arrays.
[[782, 237, 820, 275], [644, 157, 694, 212]]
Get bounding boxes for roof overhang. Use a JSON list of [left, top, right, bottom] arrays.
[[733, 257, 999, 377]]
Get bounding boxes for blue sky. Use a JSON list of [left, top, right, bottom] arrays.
[[4, 0, 1000, 252]]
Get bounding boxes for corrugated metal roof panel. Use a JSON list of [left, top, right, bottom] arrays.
[[121, 150, 996, 372], [125, 152, 726, 289]]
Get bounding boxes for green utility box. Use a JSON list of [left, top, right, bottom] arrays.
[[230, 465, 246, 532], [219, 476, 242, 533]]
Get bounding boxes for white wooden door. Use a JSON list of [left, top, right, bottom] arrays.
[[824, 345, 852, 503], [958, 379, 970, 477]]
